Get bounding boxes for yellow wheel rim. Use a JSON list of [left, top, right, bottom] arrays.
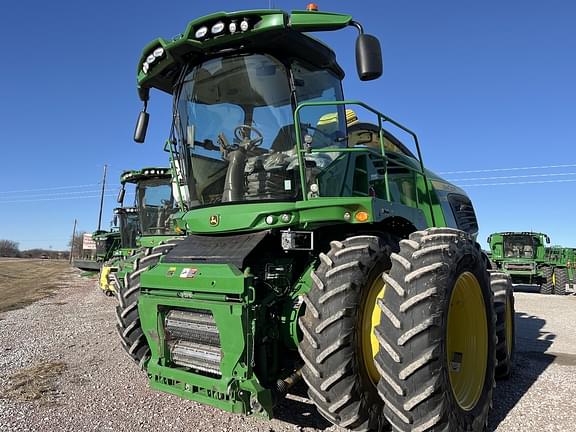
[[361, 273, 385, 386], [505, 295, 513, 357], [446, 272, 488, 411]]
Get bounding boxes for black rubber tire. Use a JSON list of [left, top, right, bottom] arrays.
[[115, 241, 179, 368], [375, 228, 496, 432], [540, 267, 553, 294], [299, 234, 399, 431], [490, 271, 515, 379], [553, 267, 567, 295]]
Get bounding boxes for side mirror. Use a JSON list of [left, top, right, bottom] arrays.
[[487, 236, 491, 244], [113, 215, 118, 227], [545, 235, 550, 244], [355, 34, 383, 81], [117, 188, 125, 204], [134, 110, 149, 143]]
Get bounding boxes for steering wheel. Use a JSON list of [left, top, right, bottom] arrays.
[[233, 125, 264, 147]]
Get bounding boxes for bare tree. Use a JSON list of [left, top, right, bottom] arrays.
[[68, 231, 87, 259], [0, 239, 20, 257]]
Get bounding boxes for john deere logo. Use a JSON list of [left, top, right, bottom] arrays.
[[209, 214, 219, 226]]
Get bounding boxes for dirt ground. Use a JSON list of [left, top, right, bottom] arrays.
[[0, 262, 575, 431], [0, 259, 74, 314]]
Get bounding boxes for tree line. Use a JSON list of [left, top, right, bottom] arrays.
[[0, 239, 71, 259]]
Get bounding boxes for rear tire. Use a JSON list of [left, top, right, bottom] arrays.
[[299, 234, 399, 431], [115, 241, 179, 368], [490, 271, 515, 379], [553, 267, 567, 295], [540, 267, 553, 294], [375, 228, 496, 432]]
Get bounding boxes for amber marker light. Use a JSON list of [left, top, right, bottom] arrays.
[[355, 211, 369, 222], [306, 3, 319, 11]]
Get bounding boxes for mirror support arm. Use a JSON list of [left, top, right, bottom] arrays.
[[350, 20, 364, 34]]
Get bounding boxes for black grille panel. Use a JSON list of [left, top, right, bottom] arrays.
[[448, 194, 478, 235]]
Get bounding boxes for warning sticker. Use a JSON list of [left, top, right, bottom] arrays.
[[180, 268, 198, 279]]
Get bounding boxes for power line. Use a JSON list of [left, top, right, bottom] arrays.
[[460, 178, 576, 187], [448, 172, 576, 182], [0, 183, 101, 194], [6, 189, 122, 199], [439, 163, 576, 175], [0, 192, 134, 204], [0, 179, 130, 195]]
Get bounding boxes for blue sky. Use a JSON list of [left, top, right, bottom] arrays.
[[0, 0, 574, 250]]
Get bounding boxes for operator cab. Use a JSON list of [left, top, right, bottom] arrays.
[[173, 33, 412, 209], [136, 178, 177, 235], [114, 207, 139, 248]]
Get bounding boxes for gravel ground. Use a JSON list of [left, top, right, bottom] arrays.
[[1, 272, 575, 431]]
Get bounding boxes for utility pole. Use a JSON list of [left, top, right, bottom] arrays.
[[97, 164, 108, 231], [69, 218, 77, 264]]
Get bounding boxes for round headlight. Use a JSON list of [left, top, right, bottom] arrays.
[[310, 183, 319, 193], [153, 47, 164, 58], [265, 215, 275, 225], [240, 19, 249, 32], [280, 213, 291, 223], [195, 26, 208, 39], [343, 211, 352, 221], [211, 21, 225, 34], [229, 22, 237, 33], [146, 54, 155, 64], [142, 62, 149, 74]]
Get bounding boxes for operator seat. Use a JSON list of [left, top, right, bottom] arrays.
[[271, 125, 297, 152]]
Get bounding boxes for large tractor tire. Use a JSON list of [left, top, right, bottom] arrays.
[[490, 271, 515, 379], [553, 267, 567, 296], [299, 234, 399, 431], [540, 267, 553, 294], [375, 228, 496, 432], [115, 241, 180, 368]]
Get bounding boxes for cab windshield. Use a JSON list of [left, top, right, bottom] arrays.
[[175, 53, 344, 208], [136, 179, 177, 235], [503, 235, 536, 259], [118, 210, 139, 248]]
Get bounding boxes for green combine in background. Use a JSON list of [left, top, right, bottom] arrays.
[[115, 6, 515, 431], [488, 232, 550, 290], [544, 245, 574, 295], [73, 228, 121, 272], [99, 167, 180, 296], [488, 231, 573, 295]]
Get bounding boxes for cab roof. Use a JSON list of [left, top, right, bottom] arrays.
[[137, 9, 352, 95]]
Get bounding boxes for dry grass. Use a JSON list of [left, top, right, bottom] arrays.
[[0, 259, 72, 314], [1, 361, 67, 402]]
